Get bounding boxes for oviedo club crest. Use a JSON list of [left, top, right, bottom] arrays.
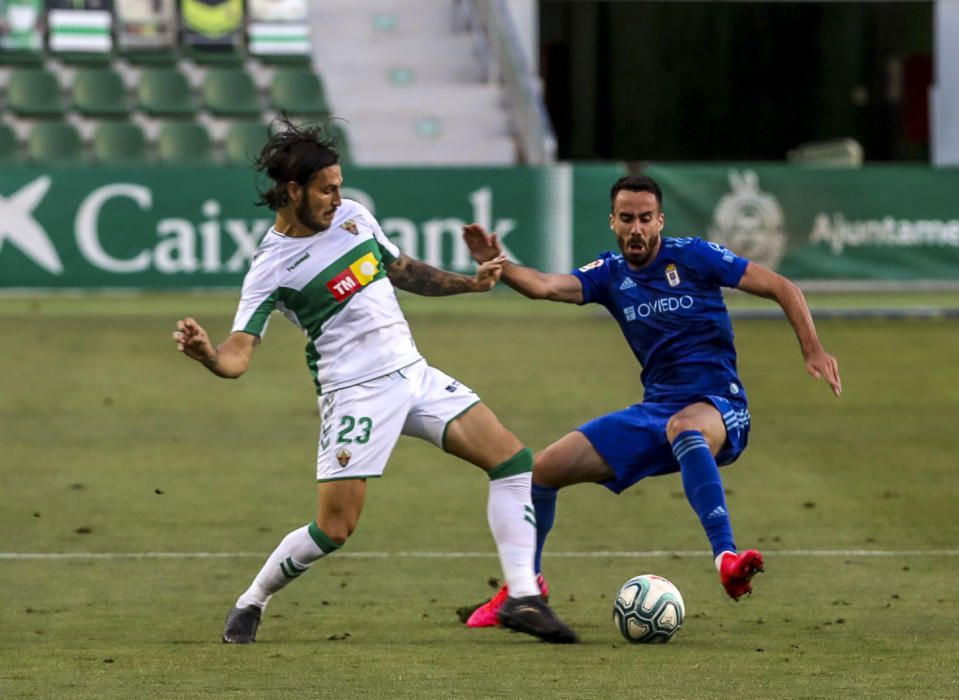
[[708, 170, 788, 270]]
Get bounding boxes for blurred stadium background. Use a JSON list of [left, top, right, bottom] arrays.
[[0, 0, 957, 293]]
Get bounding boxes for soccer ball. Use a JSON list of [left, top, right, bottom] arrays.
[[613, 574, 685, 643]]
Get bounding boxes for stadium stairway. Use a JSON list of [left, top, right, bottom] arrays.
[[310, 0, 517, 165]]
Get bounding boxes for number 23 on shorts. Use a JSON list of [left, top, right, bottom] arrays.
[[337, 415, 373, 444]]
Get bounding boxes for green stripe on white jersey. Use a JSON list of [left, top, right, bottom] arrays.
[[232, 200, 421, 394]]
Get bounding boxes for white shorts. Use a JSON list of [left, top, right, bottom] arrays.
[[315, 359, 481, 481]]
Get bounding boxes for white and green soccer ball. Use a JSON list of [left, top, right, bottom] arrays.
[[613, 574, 685, 643]]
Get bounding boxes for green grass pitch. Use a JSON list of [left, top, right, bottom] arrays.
[[1, 291, 957, 698]]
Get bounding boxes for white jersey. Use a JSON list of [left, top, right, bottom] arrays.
[[232, 199, 421, 394]]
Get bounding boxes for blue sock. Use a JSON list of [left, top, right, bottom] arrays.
[[531, 482, 558, 574], [671, 430, 736, 558]]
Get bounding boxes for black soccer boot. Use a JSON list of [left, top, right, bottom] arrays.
[[222, 605, 262, 644], [498, 595, 578, 644]]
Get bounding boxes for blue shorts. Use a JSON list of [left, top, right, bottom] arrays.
[[578, 395, 751, 494]]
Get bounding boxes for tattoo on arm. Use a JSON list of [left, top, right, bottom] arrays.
[[387, 254, 476, 296]]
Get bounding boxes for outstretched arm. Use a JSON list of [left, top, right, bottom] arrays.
[[737, 262, 842, 397], [172, 318, 258, 379], [463, 223, 584, 303], [387, 253, 505, 296]]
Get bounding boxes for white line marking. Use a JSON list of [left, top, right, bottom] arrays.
[[1, 549, 957, 561]]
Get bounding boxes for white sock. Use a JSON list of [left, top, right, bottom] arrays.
[[715, 550, 735, 572], [235, 524, 330, 610], [487, 472, 539, 598]]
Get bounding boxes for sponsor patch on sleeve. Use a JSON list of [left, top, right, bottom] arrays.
[[578, 259, 604, 272]]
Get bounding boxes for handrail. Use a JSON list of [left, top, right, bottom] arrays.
[[466, 0, 556, 164]]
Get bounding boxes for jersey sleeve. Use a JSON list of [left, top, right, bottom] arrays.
[[692, 238, 749, 288], [352, 201, 400, 264], [231, 260, 278, 338], [571, 253, 613, 306]]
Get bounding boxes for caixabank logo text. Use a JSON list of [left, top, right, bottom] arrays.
[[0, 176, 63, 275], [0, 176, 524, 288]]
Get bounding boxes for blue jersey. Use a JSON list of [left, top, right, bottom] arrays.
[[572, 236, 749, 405]]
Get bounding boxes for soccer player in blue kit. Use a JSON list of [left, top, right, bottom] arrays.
[[461, 174, 842, 628]]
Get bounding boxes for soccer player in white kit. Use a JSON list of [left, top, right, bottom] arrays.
[[172, 117, 576, 644]]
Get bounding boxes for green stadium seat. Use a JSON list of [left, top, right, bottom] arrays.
[[255, 53, 311, 67], [188, 46, 245, 66], [73, 68, 130, 118], [224, 120, 269, 165], [56, 52, 114, 66], [0, 123, 21, 162], [123, 49, 180, 66], [0, 50, 44, 65], [157, 121, 213, 163], [269, 67, 330, 117], [48, 6, 114, 64], [137, 67, 197, 117], [247, 19, 311, 65], [92, 122, 148, 163], [7, 67, 66, 117], [27, 122, 83, 162], [202, 68, 261, 117]]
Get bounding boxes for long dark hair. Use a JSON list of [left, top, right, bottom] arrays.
[[254, 115, 340, 210]]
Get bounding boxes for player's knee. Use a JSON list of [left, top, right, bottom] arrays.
[[314, 516, 357, 545], [531, 450, 565, 488], [665, 414, 702, 442]]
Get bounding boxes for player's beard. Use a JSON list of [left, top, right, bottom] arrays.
[[621, 232, 659, 267], [296, 194, 335, 233]]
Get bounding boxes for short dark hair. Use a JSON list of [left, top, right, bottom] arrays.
[[610, 175, 663, 211], [255, 115, 340, 210]]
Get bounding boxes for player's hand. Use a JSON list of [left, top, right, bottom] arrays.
[[805, 348, 842, 397], [472, 255, 507, 291], [173, 317, 216, 365], [463, 223, 503, 263]]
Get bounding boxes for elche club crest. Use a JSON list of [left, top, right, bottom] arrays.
[[708, 170, 787, 269], [335, 448, 352, 467]]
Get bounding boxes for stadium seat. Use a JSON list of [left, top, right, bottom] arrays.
[[202, 68, 262, 117], [27, 122, 83, 162], [56, 51, 114, 66], [269, 67, 330, 117], [137, 67, 197, 117], [48, 7, 113, 63], [787, 138, 864, 168], [157, 121, 213, 163], [224, 120, 269, 164], [189, 46, 246, 66], [182, 0, 246, 64], [255, 53, 311, 67], [73, 68, 131, 118], [0, 50, 44, 65], [0, 0, 44, 63], [116, 0, 178, 64], [92, 122, 148, 163], [0, 123, 20, 162], [7, 67, 66, 117], [123, 49, 180, 66], [248, 20, 311, 65]]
